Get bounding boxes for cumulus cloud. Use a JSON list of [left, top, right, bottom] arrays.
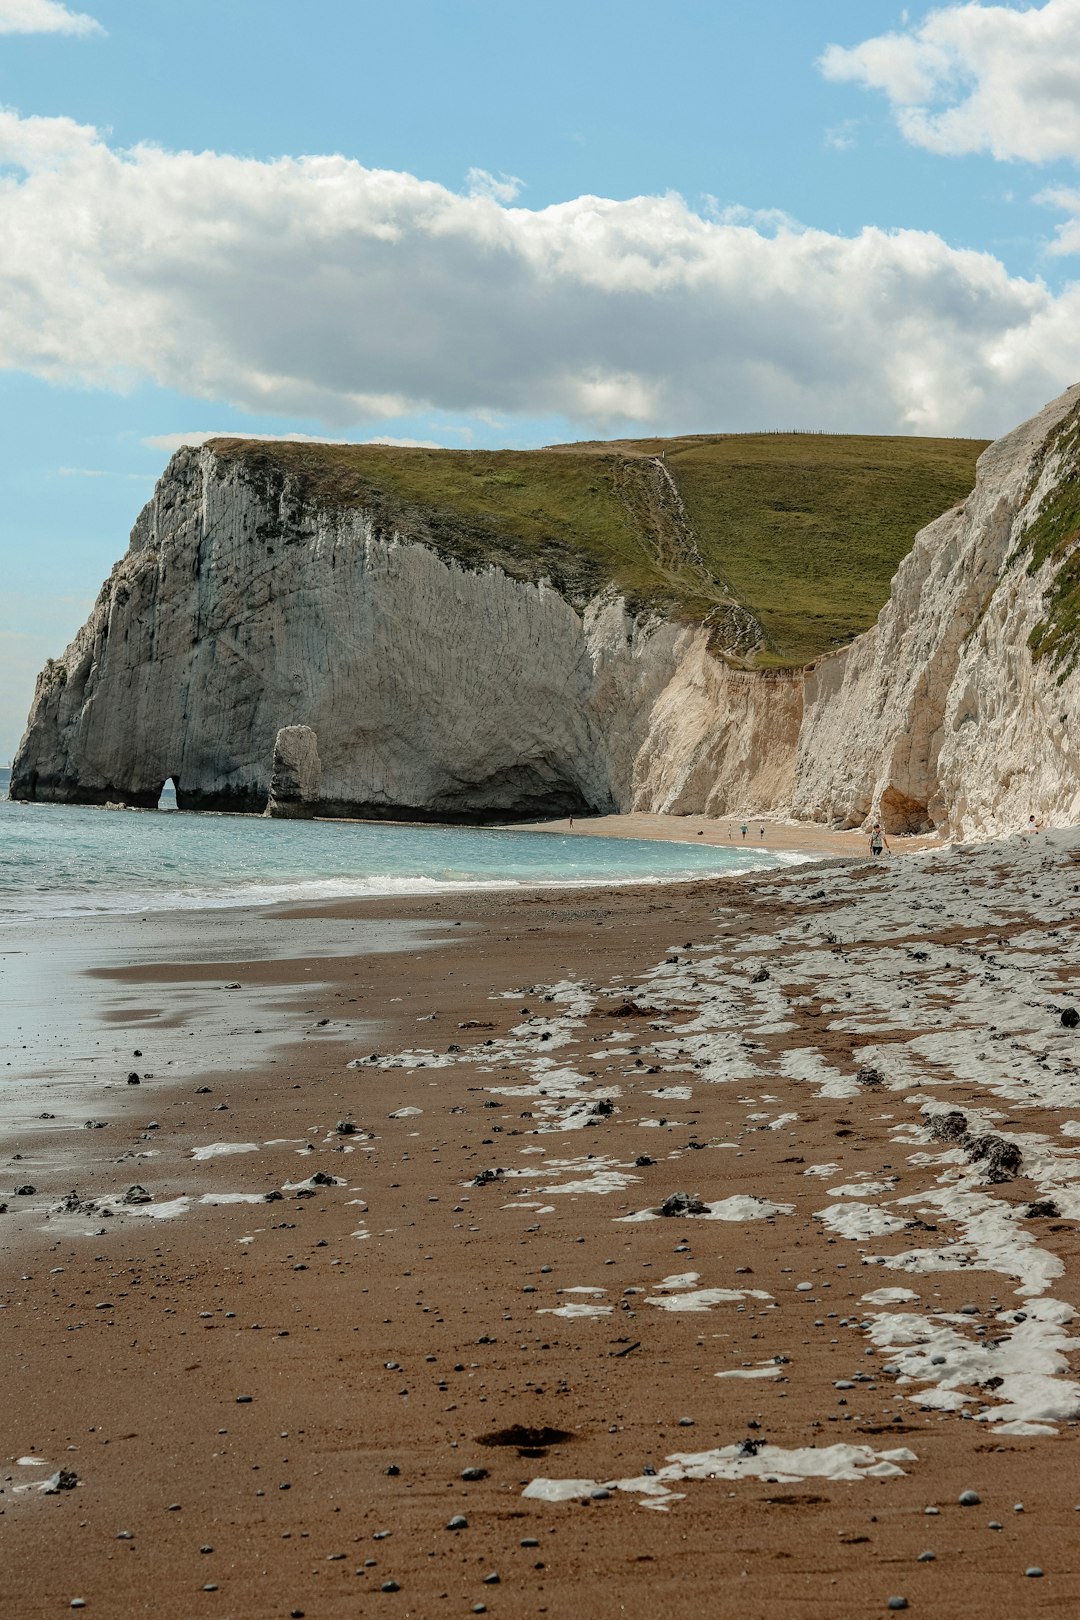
[[0, 0, 102, 35], [820, 0, 1080, 163], [465, 167, 523, 203], [2, 108, 1080, 437]]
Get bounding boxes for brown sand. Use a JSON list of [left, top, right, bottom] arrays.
[[1, 850, 1077, 1619], [512, 811, 940, 861]]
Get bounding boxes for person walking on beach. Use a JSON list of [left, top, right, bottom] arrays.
[[741, 822, 748, 840], [869, 822, 889, 858]]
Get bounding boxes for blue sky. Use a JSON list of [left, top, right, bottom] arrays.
[[4, 0, 1080, 756]]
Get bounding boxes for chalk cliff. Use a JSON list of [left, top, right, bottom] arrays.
[[792, 384, 1080, 836], [12, 389, 1080, 835], [10, 444, 797, 820]]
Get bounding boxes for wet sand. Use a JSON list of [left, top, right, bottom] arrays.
[[2, 830, 1079, 1618]]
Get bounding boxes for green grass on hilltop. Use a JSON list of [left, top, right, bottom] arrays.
[[593, 432, 988, 665], [211, 430, 987, 667]]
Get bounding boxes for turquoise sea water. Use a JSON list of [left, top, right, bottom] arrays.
[[0, 771, 797, 922]]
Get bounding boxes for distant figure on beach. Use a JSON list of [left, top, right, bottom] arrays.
[[568, 815, 574, 829], [1026, 815, 1039, 833], [741, 822, 748, 840], [759, 826, 765, 840], [869, 822, 890, 858]]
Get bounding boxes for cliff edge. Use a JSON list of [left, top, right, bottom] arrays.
[[12, 399, 1078, 836]]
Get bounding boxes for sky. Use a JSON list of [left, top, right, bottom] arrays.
[[5, 0, 1080, 756]]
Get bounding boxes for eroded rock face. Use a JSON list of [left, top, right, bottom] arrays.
[[793, 384, 1080, 836], [265, 725, 322, 819], [14, 385, 1080, 835], [11, 446, 798, 819]]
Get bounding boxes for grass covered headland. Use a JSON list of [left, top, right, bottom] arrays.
[[211, 431, 987, 668]]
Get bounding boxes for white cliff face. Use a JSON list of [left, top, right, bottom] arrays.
[[12, 446, 799, 819], [14, 388, 1080, 834], [793, 384, 1080, 836]]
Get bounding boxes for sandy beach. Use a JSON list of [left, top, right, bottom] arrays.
[[513, 812, 942, 861], [3, 825, 1079, 1618]]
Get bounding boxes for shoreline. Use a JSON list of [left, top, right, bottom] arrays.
[[0, 801, 939, 932], [3, 831, 1079, 1616], [513, 810, 943, 860]]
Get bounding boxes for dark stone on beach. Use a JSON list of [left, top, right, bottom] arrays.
[[15, 1184, 36, 1196], [84, 1120, 107, 1130], [309, 1171, 335, 1186], [749, 967, 770, 983], [39, 1112, 55, 1119], [42, 1469, 78, 1493], [966, 1133, 1022, 1182], [659, 1191, 708, 1217], [929, 1110, 969, 1143], [335, 1120, 357, 1135], [635, 1155, 655, 1167], [1062, 1008, 1079, 1028], [122, 1185, 152, 1205], [447, 1515, 468, 1530], [738, 1438, 762, 1457], [264, 1189, 283, 1202], [472, 1168, 505, 1187], [1025, 1198, 1061, 1218], [590, 1099, 614, 1117], [127, 1073, 141, 1085], [236, 1395, 253, 1404], [958, 1489, 980, 1506], [195, 1086, 211, 1094], [385, 1465, 400, 1476], [461, 1467, 488, 1481], [856, 1066, 884, 1087], [483, 1572, 500, 1584]]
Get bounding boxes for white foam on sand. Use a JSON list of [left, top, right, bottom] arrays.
[[523, 1442, 918, 1510], [815, 1202, 911, 1239], [618, 1195, 793, 1224], [867, 1295, 1080, 1428], [647, 1287, 770, 1313], [537, 1302, 614, 1319], [715, 1362, 783, 1380], [190, 1142, 258, 1161]]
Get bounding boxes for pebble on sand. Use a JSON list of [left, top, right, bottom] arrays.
[[958, 1490, 980, 1506]]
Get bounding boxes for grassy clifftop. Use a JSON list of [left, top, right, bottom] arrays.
[[210, 430, 986, 667]]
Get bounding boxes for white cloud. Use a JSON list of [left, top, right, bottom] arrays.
[[1, 108, 1080, 438], [465, 166, 523, 203], [1039, 182, 1080, 252], [0, 0, 102, 35], [820, 0, 1080, 163]]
